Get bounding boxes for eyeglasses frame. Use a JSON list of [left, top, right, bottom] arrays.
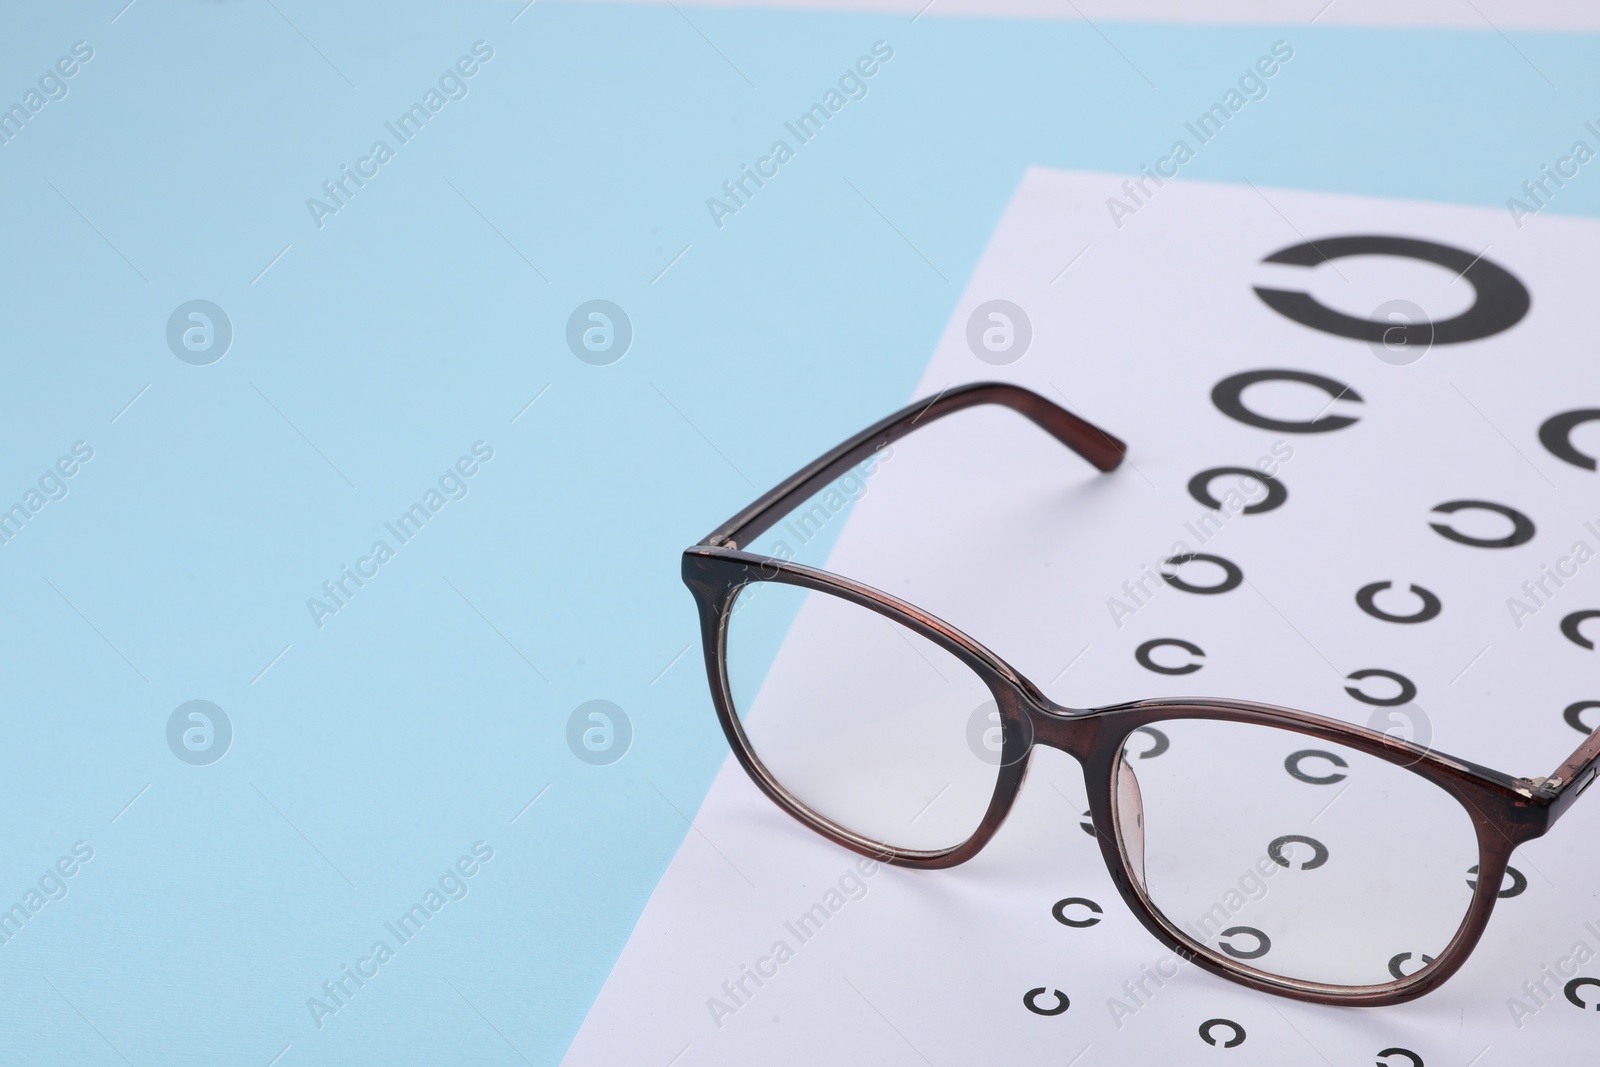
[[680, 381, 1600, 1006]]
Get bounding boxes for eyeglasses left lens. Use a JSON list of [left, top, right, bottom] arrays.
[[725, 578, 999, 852], [1114, 715, 1482, 989]]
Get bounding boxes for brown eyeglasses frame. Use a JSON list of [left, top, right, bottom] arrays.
[[681, 381, 1600, 1006]]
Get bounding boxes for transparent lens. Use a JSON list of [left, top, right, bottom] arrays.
[[1116, 717, 1480, 988], [725, 579, 998, 852]]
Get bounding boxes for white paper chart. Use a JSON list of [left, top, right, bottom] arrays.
[[563, 170, 1600, 1065]]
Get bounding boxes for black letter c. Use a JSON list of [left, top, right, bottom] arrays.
[[1344, 668, 1418, 707], [1429, 500, 1535, 548], [1268, 834, 1329, 870], [1198, 1018, 1245, 1047], [1387, 951, 1436, 980], [1161, 553, 1244, 595], [1565, 701, 1600, 735], [1051, 897, 1103, 928], [1217, 926, 1271, 960], [1136, 638, 1205, 675], [1562, 610, 1600, 650], [1465, 863, 1527, 898], [1212, 369, 1362, 434], [1023, 987, 1070, 1016], [1285, 749, 1349, 785], [1357, 582, 1442, 624], [1564, 976, 1600, 1009], [1253, 235, 1530, 344], [1539, 409, 1600, 471], [1187, 466, 1288, 513]]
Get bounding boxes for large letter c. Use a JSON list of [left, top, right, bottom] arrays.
[[1253, 235, 1530, 345]]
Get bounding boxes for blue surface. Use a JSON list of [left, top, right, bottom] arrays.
[[0, 2, 1597, 1063]]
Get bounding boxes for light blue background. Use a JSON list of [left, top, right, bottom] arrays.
[[1, 2, 1596, 1063]]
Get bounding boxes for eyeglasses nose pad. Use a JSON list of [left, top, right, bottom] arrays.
[[1115, 756, 1147, 887]]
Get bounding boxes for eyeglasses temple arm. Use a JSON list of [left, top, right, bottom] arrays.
[[1536, 728, 1600, 825], [701, 381, 1127, 550]]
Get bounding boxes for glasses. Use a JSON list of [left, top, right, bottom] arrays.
[[681, 382, 1600, 1005]]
